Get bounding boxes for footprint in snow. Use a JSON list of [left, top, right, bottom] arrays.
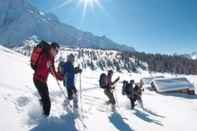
[[16, 96, 31, 107]]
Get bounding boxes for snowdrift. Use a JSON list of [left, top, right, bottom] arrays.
[[152, 77, 195, 93]]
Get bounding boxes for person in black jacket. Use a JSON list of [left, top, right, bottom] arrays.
[[122, 80, 135, 109], [122, 80, 144, 109], [133, 80, 144, 109]]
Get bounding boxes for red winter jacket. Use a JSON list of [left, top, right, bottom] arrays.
[[33, 52, 63, 83]]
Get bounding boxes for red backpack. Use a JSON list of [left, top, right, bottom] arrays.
[[31, 41, 50, 70]]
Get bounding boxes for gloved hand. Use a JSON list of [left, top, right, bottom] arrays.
[[111, 86, 115, 90], [75, 67, 82, 73], [78, 69, 82, 73]]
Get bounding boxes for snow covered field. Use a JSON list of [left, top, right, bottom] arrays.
[[0, 45, 197, 131]]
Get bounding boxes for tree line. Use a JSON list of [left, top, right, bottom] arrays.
[[125, 51, 197, 75]]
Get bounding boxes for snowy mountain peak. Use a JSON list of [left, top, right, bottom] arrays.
[[0, 0, 135, 52], [0, 0, 26, 26]]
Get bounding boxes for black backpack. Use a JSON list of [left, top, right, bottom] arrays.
[[99, 73, 108, 89], [122, 81, 134, 95], [122, 81, 128, 95], [58, 61, 65, 75]]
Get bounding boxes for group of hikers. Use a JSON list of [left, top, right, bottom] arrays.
[[99, 71, 144, 111], [31, 40, 144, 117]]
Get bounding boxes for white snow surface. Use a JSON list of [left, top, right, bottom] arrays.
[[0, 45, 197, 131]]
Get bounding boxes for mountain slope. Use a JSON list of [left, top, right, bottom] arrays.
[[0, 0, 135, 52], [14, 40, 147, 72]]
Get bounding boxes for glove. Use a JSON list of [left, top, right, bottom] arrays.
[[78, 69, 82, 73], [75, 67, 82, 73]]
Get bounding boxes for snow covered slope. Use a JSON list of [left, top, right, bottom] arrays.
[[14, 41, 147, 72], [0, 45, 197, 131]]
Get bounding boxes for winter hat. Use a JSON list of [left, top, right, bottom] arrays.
[[108, 70, 113, 75], [51, 42, 60, 49], [67, 54, 75, 62]]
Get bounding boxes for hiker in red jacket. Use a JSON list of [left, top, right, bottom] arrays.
[[32, 41, 63, 117]]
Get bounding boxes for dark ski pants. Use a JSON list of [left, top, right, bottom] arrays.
[[130, 95, 143, 109], [125, 93, 135, 109], [104, 89, 116, 105], [129, 97, 135, 109], [33, 79, 51, 117], [66, 86, 77, 100]]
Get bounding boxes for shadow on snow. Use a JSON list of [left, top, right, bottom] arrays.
[[134, 109, 163, 126], [109, 112, 134, 131], [30, 113, 78, 131]]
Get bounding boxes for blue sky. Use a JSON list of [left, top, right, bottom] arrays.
[[31, 0, 197, 54]]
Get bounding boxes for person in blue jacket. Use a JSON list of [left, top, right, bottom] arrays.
[[63, 54, 82, 109]]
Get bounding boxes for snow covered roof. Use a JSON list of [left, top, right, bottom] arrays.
[[142, 76, 164, 86], [152, 77, 195, 93]]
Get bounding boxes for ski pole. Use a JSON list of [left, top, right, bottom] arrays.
[[50, 66, 67, 99], [79, 72, 83, 114], [56, 78, 67, 99], [113, 88, 120, 109]]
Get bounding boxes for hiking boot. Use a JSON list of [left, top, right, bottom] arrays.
[[73, 94, 78, 109], [73, 102, 78, 109], [105, 100, 111, 105], [63, 100, 70, 106], [111, 104, 116, 112], [63, 100, 71, 110]]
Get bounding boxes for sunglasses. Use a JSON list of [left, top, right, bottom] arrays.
[[54, 47, 59, 53]]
